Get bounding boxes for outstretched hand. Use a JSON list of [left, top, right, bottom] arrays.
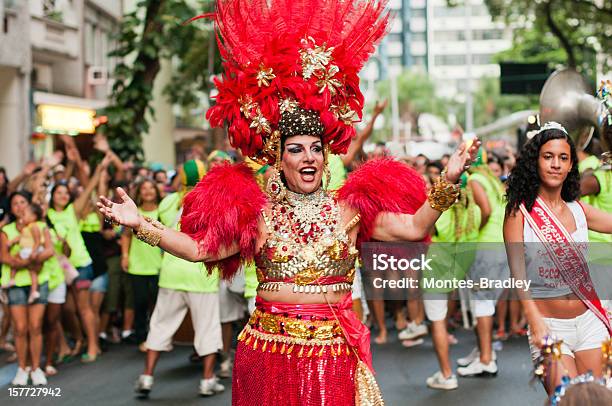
[[445, 138, 481, 184], [97, 187, 141, 229]]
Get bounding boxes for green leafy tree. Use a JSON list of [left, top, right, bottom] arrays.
[[484, 0, 611, 77], [100, 0, 217, 162]]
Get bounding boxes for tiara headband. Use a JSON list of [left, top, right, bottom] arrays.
[[527, 121, 569, 140]]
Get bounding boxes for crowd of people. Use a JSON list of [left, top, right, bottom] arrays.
[[1, 0, 611, 403], [1, 112, 610, 401]]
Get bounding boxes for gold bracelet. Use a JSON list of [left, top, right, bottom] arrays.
[[427, 170, 460, 212], [135, 216, 164, 247]]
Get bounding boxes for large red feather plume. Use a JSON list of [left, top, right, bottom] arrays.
[[337, 158, 429, 246], [200, 0, 390, 162], [181, 163, 266, 279]]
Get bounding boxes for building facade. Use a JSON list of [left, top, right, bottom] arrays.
[[0, 0, 181, 177], [0, 0, 32, 177], [372, 0, 512, 100]]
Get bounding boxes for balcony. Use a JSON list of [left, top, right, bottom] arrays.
[[30, 14, 79, 60]]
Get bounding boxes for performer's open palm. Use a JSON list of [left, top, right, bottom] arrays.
[[445, 138, 481, 183], [97, 187, 140, 228]]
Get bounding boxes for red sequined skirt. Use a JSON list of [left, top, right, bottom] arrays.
[[232, 297, 360, 406]]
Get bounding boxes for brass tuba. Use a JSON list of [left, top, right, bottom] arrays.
[[539, 69, 611, 152]]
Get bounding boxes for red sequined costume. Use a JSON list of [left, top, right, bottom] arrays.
[[182, 160, 426, 406], [180, 1, 427, 404]]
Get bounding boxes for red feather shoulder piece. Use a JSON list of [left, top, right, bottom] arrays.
[[181, 163, 267, 279], [337, 158, 428, 246]]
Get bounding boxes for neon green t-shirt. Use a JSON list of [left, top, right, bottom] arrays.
[[157, 193, 218, 292], [47, 204, 92, 268], [1, 222, 50, 287], [425, 197, 481, 293], [589, 170, 612, 244], [44, 225, 64, 291], [327, 154, 347, 191], [79, 211, 101, 233], [469, 172, 504, 243], [578, 155, 600, 174], [244, 262, 258, 299], [128, 208, 162, 276]]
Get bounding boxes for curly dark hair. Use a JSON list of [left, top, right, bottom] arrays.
[[505, 128, 580, 215]]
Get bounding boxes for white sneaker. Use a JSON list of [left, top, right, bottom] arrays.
[[199, 376, 225, 396], [456, 347, 496, 367], [218, 357, 232, 379], [135, 374, 154, 396], [30, 368, 48, 386], [457, 359, 498, 377], [398, 322, 428, 340], [11, 368, 29, 386], [426, 371, 458, 390]]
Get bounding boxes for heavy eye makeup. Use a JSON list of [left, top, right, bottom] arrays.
[[286, 143, 323, 154]]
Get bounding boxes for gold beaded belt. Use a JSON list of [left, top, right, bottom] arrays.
[[257, 281, 352, 294], [237, 308, 354, 357]]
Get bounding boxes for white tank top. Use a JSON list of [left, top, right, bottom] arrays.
[[523, 201, 588, 298]]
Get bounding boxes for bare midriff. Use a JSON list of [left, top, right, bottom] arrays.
[[257, 285, 347, 304], [534, 293, 588, 319]]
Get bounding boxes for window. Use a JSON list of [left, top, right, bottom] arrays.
[[434, 31, 465, 42], [388, 33, 402, 43], [472, 54, 493, 64], [411, 32, 426, 42], [434, 5, 490, 17], [389, 56, 403, 66], [434, 54, 466, 65], [413, 56, 426, 66], [43, 0, 56, 15], [411, 8, 426, 18], [472, 29, 504, 40]]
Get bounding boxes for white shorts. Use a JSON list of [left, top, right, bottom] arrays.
[[473, 299, 495, 318], [146, 288, 222, 357], [528, 310, 610, 362], [219, 281, 246, 323], [424, 294, 448, 322], [47, 282, 67, 304]]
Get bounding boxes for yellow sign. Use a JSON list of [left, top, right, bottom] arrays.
[[39, 104, 96, 134]]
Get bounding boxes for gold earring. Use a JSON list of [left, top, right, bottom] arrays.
[[266, 167, 287, 202], [266, 133, 286, 201], [323, 144, 331, 190]]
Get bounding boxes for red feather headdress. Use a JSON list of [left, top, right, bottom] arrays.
[[200, 0, 390, 165]]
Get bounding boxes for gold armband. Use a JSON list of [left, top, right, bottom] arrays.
[[135, 216, 164, 247], [427, 170, 460, 212]]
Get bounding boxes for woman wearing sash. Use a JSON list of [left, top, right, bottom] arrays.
[[98, 2, 479, 403], [504, 122, 612, 394]]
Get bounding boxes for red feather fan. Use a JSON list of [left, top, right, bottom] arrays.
[[337, 158, 429, 246], [181, 163, 266, 279]]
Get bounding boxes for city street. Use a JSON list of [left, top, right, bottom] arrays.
[[0, 328, 545, 406]]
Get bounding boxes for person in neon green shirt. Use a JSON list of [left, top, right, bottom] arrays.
[[460, 149, 506, 378], [1, 192, 55, 386], [47, 173, 103, 363], [424, 179, 481, 390], [121, 178, 163, 353], [135, 160, 225, 397], [42, 223, 68, 376]]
